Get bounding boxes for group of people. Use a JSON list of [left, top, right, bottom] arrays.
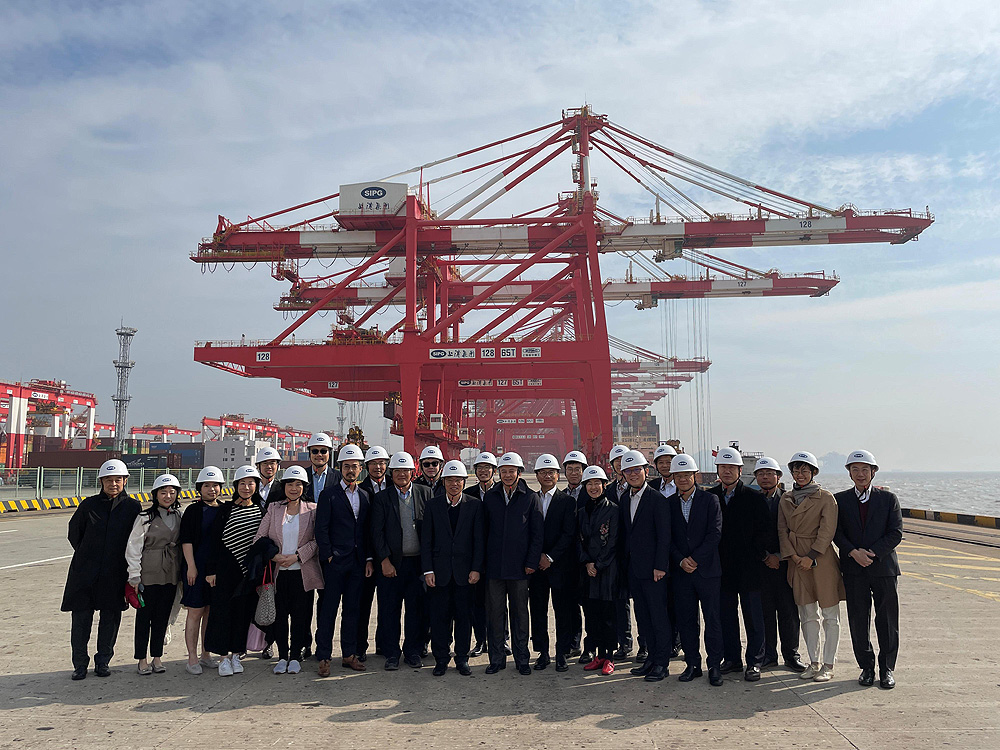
[[62, 435, 902, 691]]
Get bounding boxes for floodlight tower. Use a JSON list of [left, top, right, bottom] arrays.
[[113, 325, 137, 452]]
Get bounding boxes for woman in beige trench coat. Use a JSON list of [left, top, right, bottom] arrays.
[[778, 451, 846, 683]]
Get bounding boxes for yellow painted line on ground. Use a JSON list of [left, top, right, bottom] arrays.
[[904, 571, 1000, 603], [917, 571, 1000, 584], [899, 541, 996, 558], [902, 561, 1000, 572], [898, 553, 997, 561]]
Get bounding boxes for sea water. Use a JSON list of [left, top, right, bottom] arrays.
[[815, 471, 999, 517]]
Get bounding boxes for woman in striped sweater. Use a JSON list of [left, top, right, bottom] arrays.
[[204, 465, 266, 677]]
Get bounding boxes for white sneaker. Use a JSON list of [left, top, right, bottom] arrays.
[[274, 659, 288, 674], [200, 656, 220, 669], [231, 653, 244, 674], [218, 657, 234, 677], [813, 665, 834, 682], [800, 663, 821, 679], [185, 662, 203, 675], [287, 660, 301, 674]]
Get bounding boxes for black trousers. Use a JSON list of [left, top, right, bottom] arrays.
[[616, 598, 634, 651], [429, 580, 473, 665], [316, 559, 365, 661], [71, 608, 122, 670], [845, 574, 899, 671], [356, 571, 378, 655], [376, 556, 426, 660], [471, 579, 488, 645], [204, 588, 258, 656], [582, 598, 616, 658], [273, 569, 315, 661], [761, 565, 801, 662], [630, 575, 671, 667], [720, 587, 765, 667], [133, 583, 177, 660], [674, 572, 724, 669], [486, 578, 529, 667], [528, 571, 577, 657]]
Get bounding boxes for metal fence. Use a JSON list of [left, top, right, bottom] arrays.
[[0, 467, 244, 502]]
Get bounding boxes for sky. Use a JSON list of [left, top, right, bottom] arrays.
[[2, 0, 999, 471]]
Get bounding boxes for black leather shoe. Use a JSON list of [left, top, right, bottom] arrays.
[[384, 657, 399, 671], [612, 647, 630, 660], [470, 642, 486, 657], [762, 656, 779, 668], [636, 648, 649, 663], [579, 651, 594, 664], [859, 667, 875, 686], [404, 654, 423, 669], [357, 652, 367, 663], [432, 663, 448, 676], [262, 645, 273, 659], [555, 655, 569, 672], [374, 646, 384, 656], [71, 667, 87, 681], [518, 664, 532, 676], [708, 667, 723, 686], [744, 666, 761, 682], [485, 662, 506, 674], [630, 660, 654, 676], [94, 664, 111, 678], [719, 660, 743, 674], [457, 661, 472, 676], [784, 656, 808, 673], [533, 654, 550, 670], [879, 669, 895, 689], [644, 665, 667, 682], [678, 665, 703, 682], [504, 645, 512, 656]]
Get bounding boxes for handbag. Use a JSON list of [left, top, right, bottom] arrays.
[[246, 623, 267, 652], [254, 561, 278, 626]]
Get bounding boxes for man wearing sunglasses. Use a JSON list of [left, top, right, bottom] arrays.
[[306, 433, 338, 503], [414, 446, 447, 498]]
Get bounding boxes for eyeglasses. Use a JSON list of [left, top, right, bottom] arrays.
[[622, 467, 646, 475], [310, 448, 329, 455], [422, 461, 440, 468]]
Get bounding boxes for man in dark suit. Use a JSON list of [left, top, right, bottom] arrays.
[[754, 457, 807, 673], [527, 454, 578, 672], [834, 450, 903, 690], [605, 444, 639, 662], [422, 460, 485, 676], [482, 452, 543, 675], [314, 443, 372, 676], [619, 450, 672, 682], [371, 451, 431, 670], [711, 446, 770, 682], [414, 445, 446, 498], [464, 452, 499, 656], [356, 446, 391, 661], [668, 453, 724, 687]]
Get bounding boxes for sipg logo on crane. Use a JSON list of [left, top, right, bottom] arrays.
[[360, 186, 387, 200]]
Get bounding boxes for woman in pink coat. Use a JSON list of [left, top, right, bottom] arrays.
[[253, 465, 324, 674]]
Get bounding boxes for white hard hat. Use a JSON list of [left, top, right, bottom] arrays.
[[788, 451, 820, 472], [753, 457, 783, 476], [609, 444, 630, 462], [499, 452, 525, 469], [389, 451, 416, 470], [441, 460, 469, 479], [281, 465, 310, 485], [845, 449, 879, 472], [337, 444, 365, 463], [196, 466, 225, 485], [653, 444, 678, 460], [233, 465, 262, 484], [254, 446, 281, 464], [533, 454, 560, 472], [364, 445, 390, 463], [714, 447, 743, 466], [473, 452, 498, 467], [582, 465, 608, 482], [420, 445, 445, 461], [620, 450, 649, 471], [670, 454, 699, 473], [98, 459, 129, 478], [562, 450, 588, 467], [307, 432, 334, 449], [151, 473, 181, 492]]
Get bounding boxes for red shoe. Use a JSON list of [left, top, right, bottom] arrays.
[[602, 660, 616, 675], [584, 656, 605, 671]]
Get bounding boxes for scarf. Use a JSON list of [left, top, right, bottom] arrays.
[[791, 480, 820, 505]]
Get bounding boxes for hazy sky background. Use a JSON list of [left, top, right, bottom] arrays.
[[2, 1, 998, 471]]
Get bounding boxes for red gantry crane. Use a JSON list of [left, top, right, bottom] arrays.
[[190, 107, 932, 459]]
